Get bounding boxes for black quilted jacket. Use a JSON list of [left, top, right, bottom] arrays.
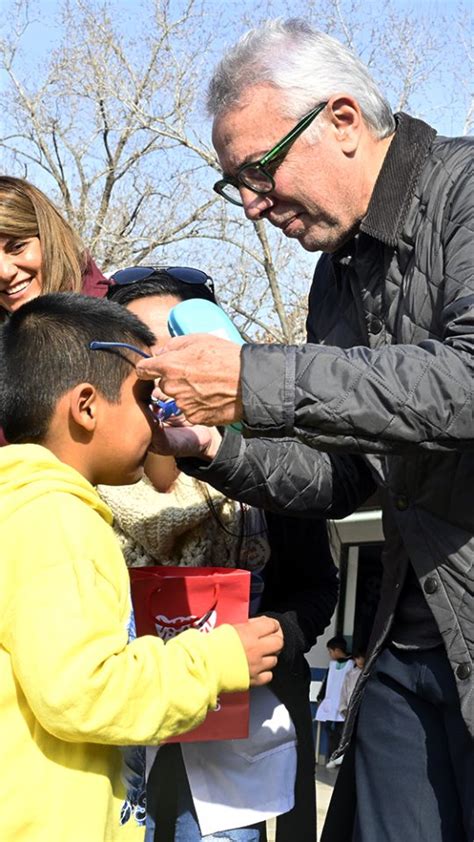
[[182, 114, 474, 744]]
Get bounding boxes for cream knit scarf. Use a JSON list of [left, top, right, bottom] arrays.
[[99, 473, 269, 571]]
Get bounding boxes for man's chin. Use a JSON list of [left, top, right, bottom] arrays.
[[281, 217, 337, 253], [297, 225, 354, 254], [293, 229, 332, 253], [296, 235, 323, 253]]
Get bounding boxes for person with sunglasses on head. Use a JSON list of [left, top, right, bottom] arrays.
[[134, 19, 474, 842], [100, 266, 339, 842]]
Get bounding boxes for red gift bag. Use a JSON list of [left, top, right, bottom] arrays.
[[129, 566, 250, 742]]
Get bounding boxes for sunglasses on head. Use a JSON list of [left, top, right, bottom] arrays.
[[107, 266, 215, 297]]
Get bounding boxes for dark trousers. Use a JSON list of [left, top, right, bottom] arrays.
[[353, 646, 473, 842], [325, 721, 344, 758]]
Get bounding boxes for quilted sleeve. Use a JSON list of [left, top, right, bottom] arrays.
[[179, 428, 376, 520], [240, 160, 473, 455]]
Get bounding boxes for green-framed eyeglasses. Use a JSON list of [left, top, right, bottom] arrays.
[[213, 101, 328, 207]]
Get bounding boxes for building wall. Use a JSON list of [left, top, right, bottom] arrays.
[[306, 509, 385, 760]]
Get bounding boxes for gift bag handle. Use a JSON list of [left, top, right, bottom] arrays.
[[146, 582, 220, 629]]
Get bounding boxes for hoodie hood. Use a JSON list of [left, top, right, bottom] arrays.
[[0, 444, 113, 526]]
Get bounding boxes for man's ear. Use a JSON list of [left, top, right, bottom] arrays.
[[69, 383, 99, 433], [326, 95, 363, 153]]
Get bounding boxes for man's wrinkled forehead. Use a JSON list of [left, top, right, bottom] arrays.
[[212, 85, 288, 174]]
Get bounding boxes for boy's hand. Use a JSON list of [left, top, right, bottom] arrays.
[[233, 616, 284, 687]]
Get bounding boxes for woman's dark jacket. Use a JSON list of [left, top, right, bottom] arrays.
[[263, 512, 338, 842]]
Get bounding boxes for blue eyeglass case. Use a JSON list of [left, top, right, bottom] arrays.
[[167, 300, 245, 433], [167, 299, 245, 347]]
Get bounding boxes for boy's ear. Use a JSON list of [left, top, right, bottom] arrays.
[[69, 383, 99, 432]]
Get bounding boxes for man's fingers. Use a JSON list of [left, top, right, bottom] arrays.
[[151, 382, 170, 403], [134, 334, 243, 427], [136, 358, 165, 380], [136, 335, 209, 379], [149, 423, 214, 459]]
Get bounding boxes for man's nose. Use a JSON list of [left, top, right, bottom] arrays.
[[0, 253, 17, 283], [240, 187, 274, 220]]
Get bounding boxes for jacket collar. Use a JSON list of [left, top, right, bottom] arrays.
[[359, 112, 437, 247]]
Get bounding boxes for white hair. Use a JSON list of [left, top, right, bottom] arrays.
[[207, 18, 395, 139]]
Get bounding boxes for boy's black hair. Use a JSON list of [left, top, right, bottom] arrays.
[[0, 292, 155, 444], [326, 635, 349, 653], [107, 271, 216, 308]]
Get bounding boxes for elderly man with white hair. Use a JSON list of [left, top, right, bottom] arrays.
[[137, 19, 474, 842]]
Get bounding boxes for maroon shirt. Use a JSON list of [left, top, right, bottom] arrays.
[[81, 256, 110, 298]]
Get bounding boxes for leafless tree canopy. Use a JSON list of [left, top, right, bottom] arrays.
[[1, 0, 471, 341]]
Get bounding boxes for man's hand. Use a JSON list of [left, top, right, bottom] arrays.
[[136, 334, 243, 426], [149, 417, 222, 461], [233, 616, 284, 687]]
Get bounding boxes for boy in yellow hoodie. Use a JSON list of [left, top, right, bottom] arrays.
[[0, 292, 282, 842]]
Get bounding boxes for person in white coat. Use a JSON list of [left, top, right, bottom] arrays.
[[316, 637, 353, 764]]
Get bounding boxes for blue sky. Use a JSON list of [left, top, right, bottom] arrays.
[[0, 0, 471, 321], [3, 0, 471, 137]]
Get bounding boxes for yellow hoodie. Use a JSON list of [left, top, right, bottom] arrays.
[[0, 444, 249, 842]]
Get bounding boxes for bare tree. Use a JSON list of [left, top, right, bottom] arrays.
[[0, 0, 470, 341], [0, 1, 217, 262]]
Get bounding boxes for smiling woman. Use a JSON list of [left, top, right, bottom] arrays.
[[0, 176, 108, 320], [0, 176, 109, 446]]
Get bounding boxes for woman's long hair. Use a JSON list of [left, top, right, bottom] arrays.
[[0, 177, 86, 299]]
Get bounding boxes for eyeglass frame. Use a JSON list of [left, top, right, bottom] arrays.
[[107, 266, 215, 298], [88, 341, 180, 421], [213, 101, 328, 207]]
